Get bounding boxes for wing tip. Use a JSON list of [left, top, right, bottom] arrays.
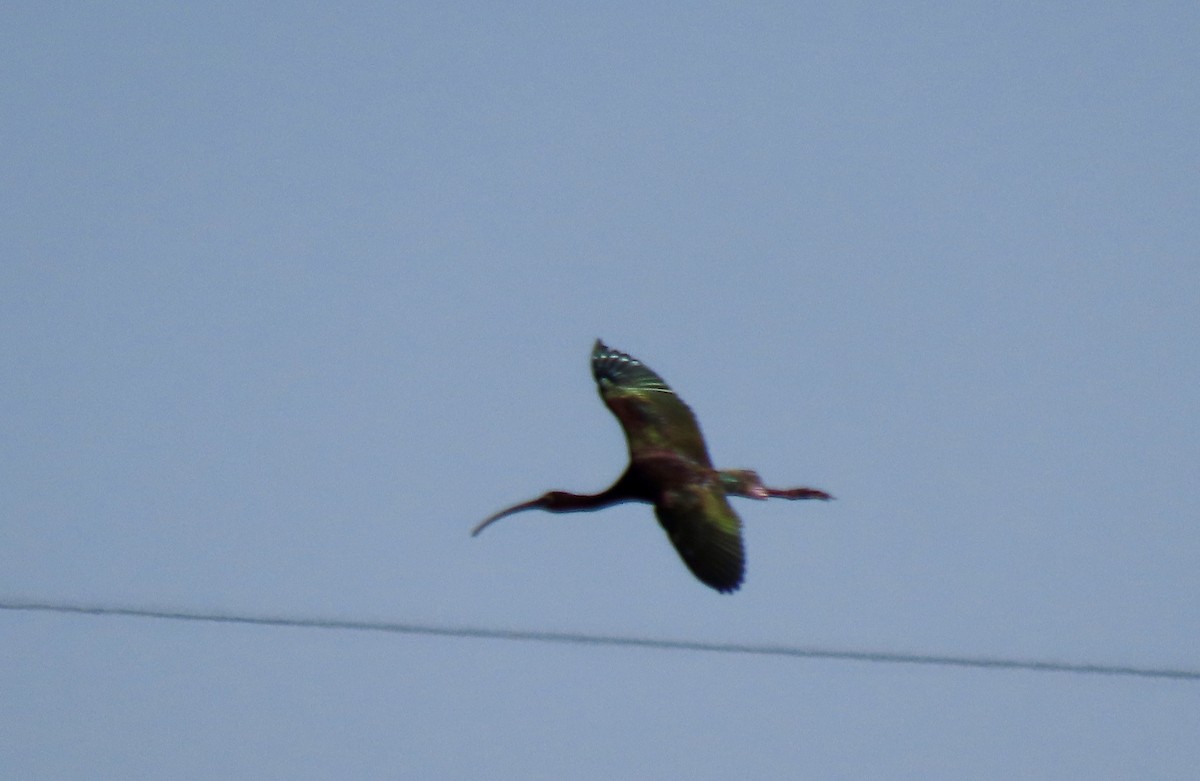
[[689, 559, 744, 594], [710, 575, 744, 594], [591, 338, 622, 364], [591, 340, 672, 392]]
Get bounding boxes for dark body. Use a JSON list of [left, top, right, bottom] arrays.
[[472, 340, 831, 593]]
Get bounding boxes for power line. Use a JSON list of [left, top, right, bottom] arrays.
[[3, 598, 1196, 682]]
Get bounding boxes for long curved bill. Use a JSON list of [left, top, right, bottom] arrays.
[[470, 497, 544, 537]]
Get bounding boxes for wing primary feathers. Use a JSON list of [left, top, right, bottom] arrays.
[[591, 340, 715, 468], [654, 484, 745, 593], [591, 340, 672, 392]]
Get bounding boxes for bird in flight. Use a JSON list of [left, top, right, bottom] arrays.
[[472, 340, 832, 593]]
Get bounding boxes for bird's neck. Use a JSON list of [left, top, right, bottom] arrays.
[[547, 481, 638, 512]]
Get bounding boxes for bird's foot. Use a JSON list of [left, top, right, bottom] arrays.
[[765, 487, 834, 501]]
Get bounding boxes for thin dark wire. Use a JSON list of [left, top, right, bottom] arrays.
[[3, 598, 1196, 682]]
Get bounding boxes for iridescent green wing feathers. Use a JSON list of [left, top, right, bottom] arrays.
[[591, 341, 713, 468], [593, 340, 743, 592], [654, 484, 745, 593]]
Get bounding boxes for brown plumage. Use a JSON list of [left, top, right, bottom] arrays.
[[471, 340, 832, 593]]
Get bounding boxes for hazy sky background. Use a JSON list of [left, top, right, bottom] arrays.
[[3, 4, 1198, 779]]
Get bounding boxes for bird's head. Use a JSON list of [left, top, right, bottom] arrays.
[[539, 490, 580, 510]]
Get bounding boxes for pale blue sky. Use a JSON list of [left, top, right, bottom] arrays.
[[3, 4, 1198, 779]]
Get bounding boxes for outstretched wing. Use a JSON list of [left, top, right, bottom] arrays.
[[654, 483, 745, 593], [591, 340, 713, 467]]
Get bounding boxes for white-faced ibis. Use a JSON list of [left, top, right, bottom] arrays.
[[471, 340, 832, 593]]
